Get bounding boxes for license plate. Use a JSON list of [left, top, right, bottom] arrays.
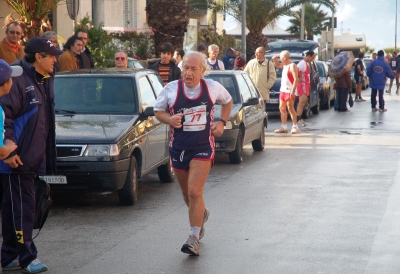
[[266, 99, 279, 104], [39, 175, 67, 184]]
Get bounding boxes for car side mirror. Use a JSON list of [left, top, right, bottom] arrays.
[[143, 106, 155, 117], [242, 97, 259, 107]]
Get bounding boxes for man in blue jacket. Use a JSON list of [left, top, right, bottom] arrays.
[[367, 50, 395, 112], [0, 36, 62, 273]]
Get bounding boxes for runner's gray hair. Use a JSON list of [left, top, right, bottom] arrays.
[[182, 51, 210, 76], [280, 50, 291, 59]]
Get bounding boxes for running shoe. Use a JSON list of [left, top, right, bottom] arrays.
[[290, 125, 300, 134], [386, 90, 391, 94], [372, 108, 379, 112], [359, 97, 366, 101], [274, 127, 288, 133], [3, 258, 20, 271], [354, 98, 360, 102], [297, 119, 306, 127], [199, 208, 210, 240], [379, 108, 387, 112], [22, 259, 48, 274], [181, 235, 200, 256]]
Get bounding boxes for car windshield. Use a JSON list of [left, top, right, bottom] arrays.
[[268, 41, 318, 52], [204, 75, 239, 104], [317, 63, 326, 77], [54, 77, 137, 114]]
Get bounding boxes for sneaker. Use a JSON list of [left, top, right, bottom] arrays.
[[199, 208, 210, 240], [379, 108, 387, 112], [3, 258, 20, 271], [359, 97, 366, 101], [297, 119, 306, 127], [290, 125, 300, 134], [354, 98, 360, 102], [274, 127, 288, 133], [181, 235, 200, 256], [386, 90, 391, 94], [22, 259, 48, 274], [372, 108, 379, 112]]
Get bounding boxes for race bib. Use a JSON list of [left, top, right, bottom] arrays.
[[392, 61, 397, 67], [183, 105, 207, 131]]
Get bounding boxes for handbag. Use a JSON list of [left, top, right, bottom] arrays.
[[33, 177, 53, 235], [348, 92, 354, 108]]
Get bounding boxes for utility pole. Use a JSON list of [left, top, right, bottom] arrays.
[[396, 0, 398, 51], [92, 0, 104, 28], [300, 4, 305, 40], [241, 0, 246, 58]]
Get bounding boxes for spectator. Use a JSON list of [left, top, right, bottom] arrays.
[[58, 35, 83, 72], [207, 44, 225, 70], [0, 22, 24, 65], [173, 49, 185, 70], [74, 28, 94, 69], [0, 36, 62, 274], [115, 50, 128, 68], [233, 56, 246, 70], [222, 48, 237, 70], [42, 31, 60, 71], [148, 42, 181, 85], [354, 52, 366, 101], [197, 43, 207, 55], [386, 51, 399, 94], [367, 50, 395, 112]]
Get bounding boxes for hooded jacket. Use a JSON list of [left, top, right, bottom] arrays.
[[0, 58, 57, 175], [367, 56, 395, 90]]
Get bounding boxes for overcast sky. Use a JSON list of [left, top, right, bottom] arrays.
[[224, 0, 398, 51]]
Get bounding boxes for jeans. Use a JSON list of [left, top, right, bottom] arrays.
[[371, 89, 384, 109]]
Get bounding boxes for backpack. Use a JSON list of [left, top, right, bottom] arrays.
[[34, 177, 53, 234]]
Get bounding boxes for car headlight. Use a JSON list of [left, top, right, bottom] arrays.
[[84, 144, 120, 156]]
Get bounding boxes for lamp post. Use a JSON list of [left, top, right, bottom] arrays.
[[396, 0, 398, 51]]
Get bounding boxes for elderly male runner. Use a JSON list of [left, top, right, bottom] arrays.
[[296, 50, 316, 127], [154, 51, 232, 256], [272, 50, 300, 134]]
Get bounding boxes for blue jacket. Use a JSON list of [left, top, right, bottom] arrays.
[[0, 58, 57, 175], [367, 56, 394, 90]]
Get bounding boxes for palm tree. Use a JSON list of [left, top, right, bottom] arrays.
[[4, 0, 61, 40], [146, 0, 190, 57], [210, 0, 337, 58], [286, 4, 330, 40]]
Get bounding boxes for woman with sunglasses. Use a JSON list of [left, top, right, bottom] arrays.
[[0, 22, 25, 65], [115, 50, 128, 68]]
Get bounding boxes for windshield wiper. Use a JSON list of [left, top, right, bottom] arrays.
[[55, 109, 76, 114]]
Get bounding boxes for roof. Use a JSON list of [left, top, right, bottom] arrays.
[[224, 21, 292, 37], [56, 68, 147, 76]]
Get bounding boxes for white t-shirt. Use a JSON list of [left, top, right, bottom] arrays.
[[154, 79, 232, 111]]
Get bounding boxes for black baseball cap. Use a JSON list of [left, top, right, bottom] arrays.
[[25, 37, 63, 56], [0, 59, 22, 86]]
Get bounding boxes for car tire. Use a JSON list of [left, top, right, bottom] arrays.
[[252, 124, 265, 152], [157, 160, 175, 183], [229, 130, 243, 164], [311, 99, 320, 114], [118, 156, 138, 206]]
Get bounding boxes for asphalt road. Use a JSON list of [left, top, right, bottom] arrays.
[[3, 88, 400, 274]]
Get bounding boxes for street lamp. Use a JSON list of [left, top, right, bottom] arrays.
[[396, 0, 398, 51]]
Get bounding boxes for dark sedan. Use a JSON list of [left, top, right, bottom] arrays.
[[205, 70, 268, 164], [50, 68, 173, 205]]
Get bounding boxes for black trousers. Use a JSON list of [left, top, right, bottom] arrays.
[[371, 89, 384, 109], [337, 88, 349, 111], [1, 174, 37, 268]]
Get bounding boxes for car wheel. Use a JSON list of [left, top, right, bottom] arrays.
[[311, 98, 320, 114], [118, 156, 138, 206], [157, 160, 175, 183], [252, 124, 265, 152], [229, 130, 243, 164]]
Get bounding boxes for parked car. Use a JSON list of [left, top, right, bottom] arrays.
[[128, 57, 144, 69], [51, 68, 173, 206], [265, 40, 320, 118], [204, 70, 268, 164], [316, 61, 335, 109]]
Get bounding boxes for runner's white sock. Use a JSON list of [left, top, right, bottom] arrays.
[[282, 124, 287, 129], [190, 226, 201, 239]]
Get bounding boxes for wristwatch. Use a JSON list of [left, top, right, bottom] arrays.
[[219, 119, 227, 126]]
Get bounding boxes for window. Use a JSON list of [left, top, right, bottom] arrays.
[[147, 73, 164, 96], [236, 74, 252, 103], [204, 75, 239, 103], [138, 76, 156, 107], [242, 74, 259, 98]]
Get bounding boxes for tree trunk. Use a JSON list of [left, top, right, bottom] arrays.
[[246, 30, 268, 60], [146, 0, 189, 57]]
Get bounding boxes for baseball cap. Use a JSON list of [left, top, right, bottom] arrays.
[[24, 36, 63, 56], [0, 59, 23, 86]]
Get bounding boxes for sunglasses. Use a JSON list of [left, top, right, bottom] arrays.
[[9, 30, 21, 35], [115, 57, 126, 61]]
